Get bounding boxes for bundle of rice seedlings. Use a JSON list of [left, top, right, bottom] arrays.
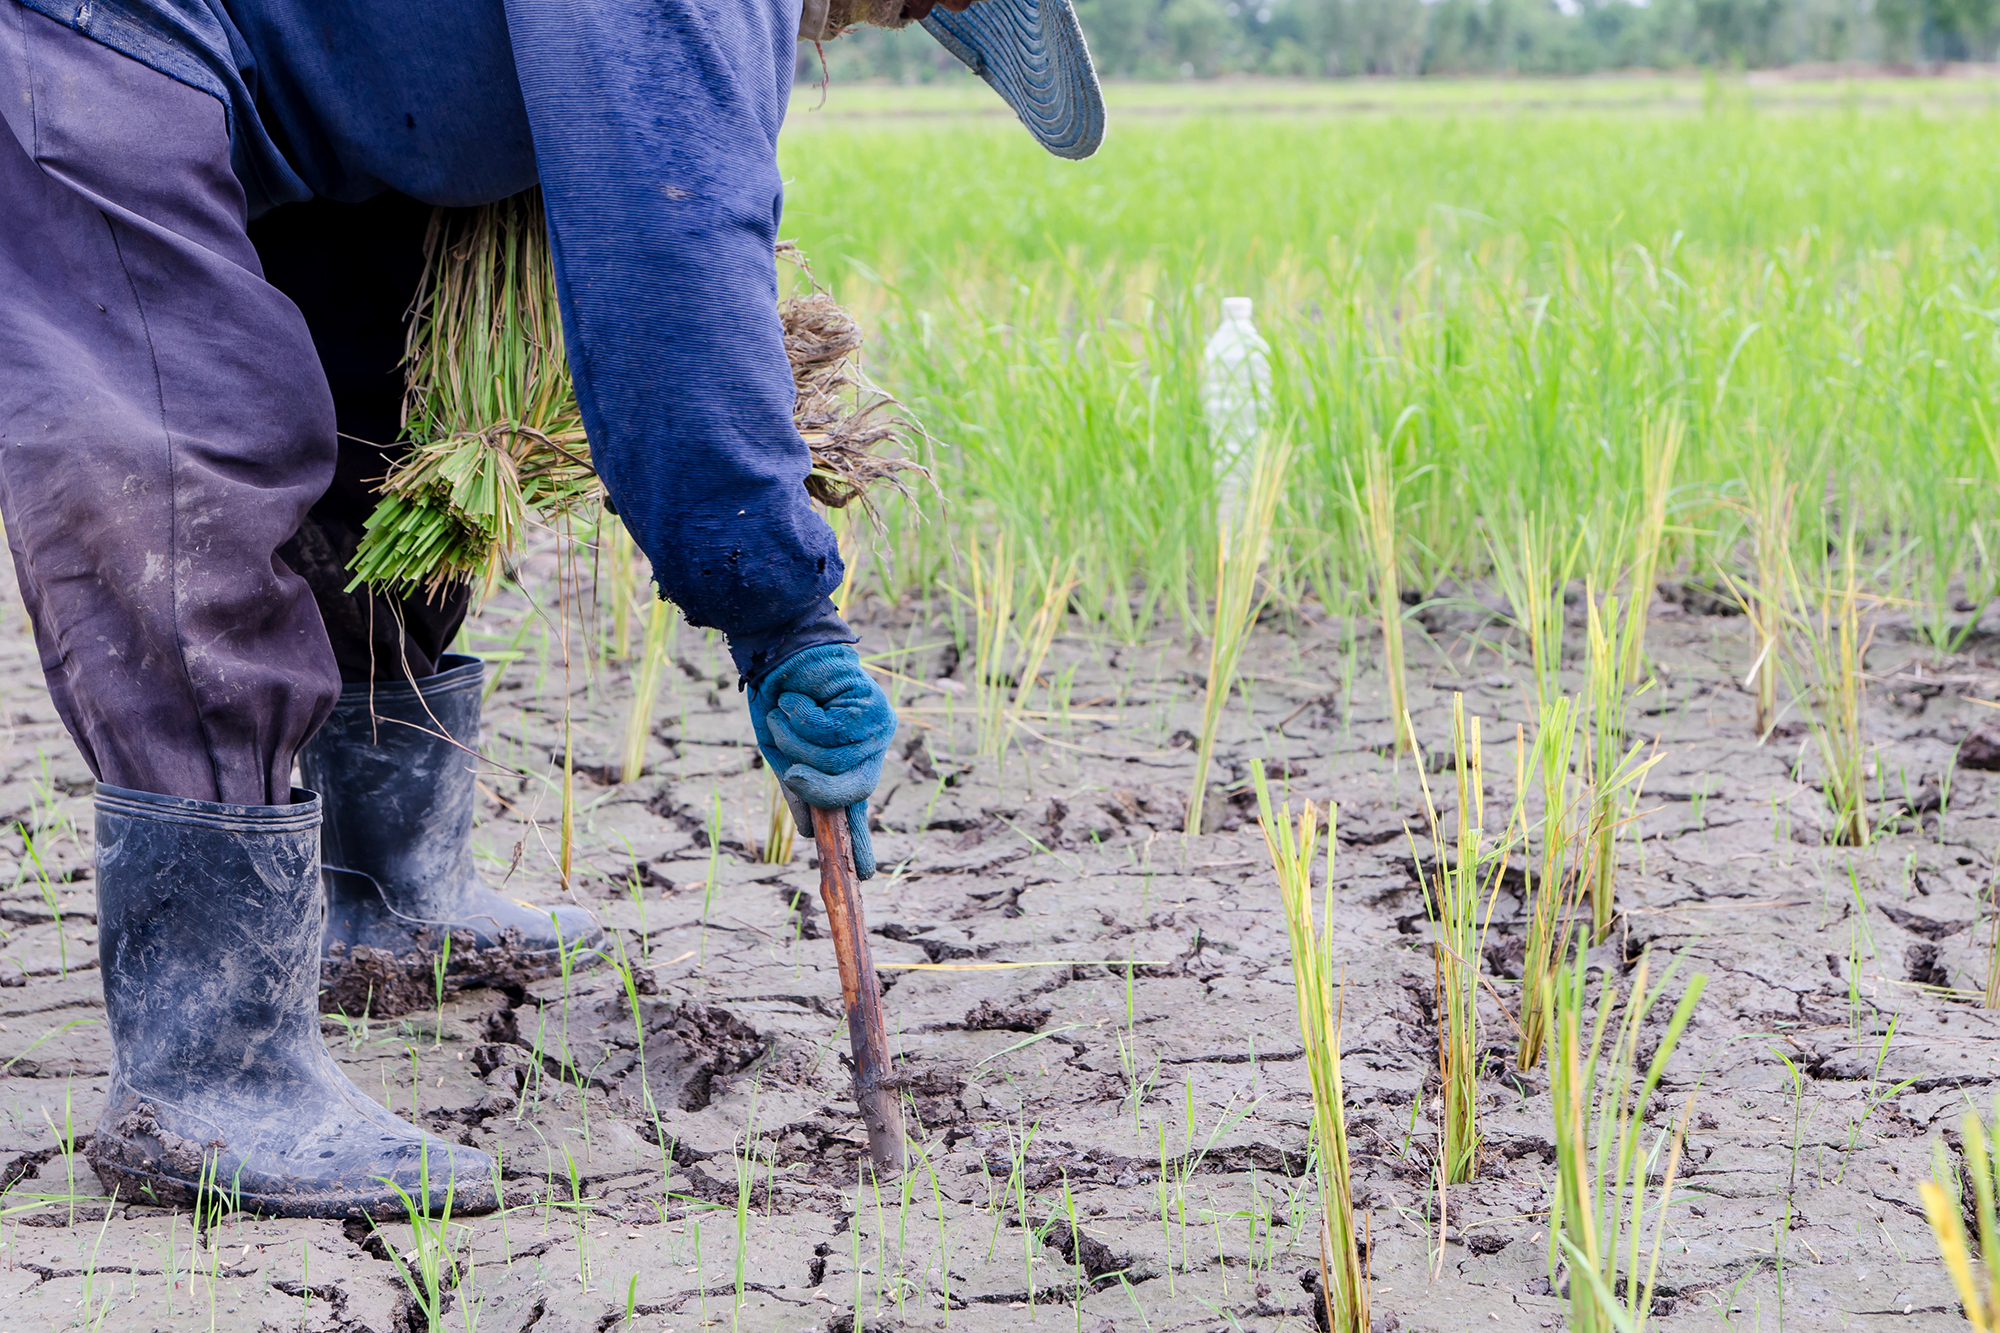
[[349, 193, 923, 601], [348, 193, 590, 598]]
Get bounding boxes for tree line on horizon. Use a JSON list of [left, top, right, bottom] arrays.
[[802, 0, 2000, 81]]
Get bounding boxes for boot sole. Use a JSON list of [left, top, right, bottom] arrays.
[[89, 1154, 497, 1220]]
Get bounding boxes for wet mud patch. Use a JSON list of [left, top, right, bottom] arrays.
[[319, 927, 560, 1019]]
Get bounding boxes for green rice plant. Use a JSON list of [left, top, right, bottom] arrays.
[[961, 538, 1077, 762], [1740, 439, 1798, 741], [1518, 693, 1582, 1070], [1920, 1102, 2000, 1331], [1187, 433, 1293, 833], [1355, 433, 1410, 754], [1985, 870, 2000, 1010], [600, 513, 638, 662], [621, 597, 678, 783], [18, 831, 66, 978], [1781, 532, 1873, 847], [699, 789, 722, 967], [366, 1149, 466, 1333], [430, 931, 453, 1045], [1581, 588, 1661, 942], [1487, 510, 1582, 715], [1620, 415, 1683, 682], [1546, 943, 1706, 1333], [761, 770, 794, 865], [1408, 695, 1516, 1184], [1011, 555, 1078, 730], [1251, 759, 1368, 1333], [965, 534, 1014, 760]]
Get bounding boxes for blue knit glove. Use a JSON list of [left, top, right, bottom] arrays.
[[746, 644, 897, 879]]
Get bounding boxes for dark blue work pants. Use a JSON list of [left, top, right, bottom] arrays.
[[0, 2, 463, 806]]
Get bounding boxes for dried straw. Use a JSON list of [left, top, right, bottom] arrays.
[[348, 191, 921, 599], [822, 0, 910, 32]]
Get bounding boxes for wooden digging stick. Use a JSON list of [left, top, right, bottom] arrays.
[[811, 805, 908, 1178]]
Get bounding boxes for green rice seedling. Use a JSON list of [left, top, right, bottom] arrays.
[[1546, 942, 1706, 1333], [430, 931, 453, 1045], [366, 1149, 465, 1333], [1620, 415, 1684, 681], [699, 789, 722, 966], [600, 513, 637, 662], [1836, 1025, 1918, 1183], [1741, 439, 1798, 740], [1985, 870, 2000, 1010], [621, 597, 677, 783], [1581, 589, 1660, 942], [966, 534, 1014, 760], [1781, 532, 1873, 847], [1355, 432, 1410, 753], [18, 831, 65, 978], [1408, 696, 1516, 1185], [1251, 759, 1368, 1333], [1487, 511, 1581, 715], [733, 1084, 759, 1330], [1920, 1102, 2000, 1330], [1011, 556, 1078, 732], [761, 770, 794, 865], [1187, 434, 1293, 833], [1518, 694, 1582, 1070], [959, 540, 1076, 763], [352, 198, 904, 601]]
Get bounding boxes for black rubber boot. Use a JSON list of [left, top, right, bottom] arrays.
[[300, 655, 604, 976], [86, 784, 496, 1218]]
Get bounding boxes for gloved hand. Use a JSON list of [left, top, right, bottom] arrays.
[[746, 644, 897, 878]]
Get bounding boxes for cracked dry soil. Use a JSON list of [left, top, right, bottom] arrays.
[[6, 560, 2000, 1332]]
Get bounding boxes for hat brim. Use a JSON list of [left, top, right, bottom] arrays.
[[921, 1, 1104, 161]]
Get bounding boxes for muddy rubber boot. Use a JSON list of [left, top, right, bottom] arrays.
[[86, 784, 496, 1218], [300, 655, 605, 979]]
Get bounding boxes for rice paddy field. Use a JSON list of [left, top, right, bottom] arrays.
[[18, 72, 2000, 1331]]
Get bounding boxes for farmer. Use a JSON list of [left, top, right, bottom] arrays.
[[0, 0, 1101, 1217]]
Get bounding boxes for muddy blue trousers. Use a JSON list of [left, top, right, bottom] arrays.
[[0, 2, 463, 808]]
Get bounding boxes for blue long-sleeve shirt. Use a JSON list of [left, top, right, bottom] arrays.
[[20, 0, 851, 683]]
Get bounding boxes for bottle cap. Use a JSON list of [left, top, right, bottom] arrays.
[[1222, 297, 1254, 322]]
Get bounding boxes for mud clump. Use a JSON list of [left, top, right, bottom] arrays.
[[87, 1102, 223, 1209], [640, 1001, 768, 1111], [320, 928, 556, 1018], [962, 997, 1050, 1032], [1961, 724, 2000, 770]]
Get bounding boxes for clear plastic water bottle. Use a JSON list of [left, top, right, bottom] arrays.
[[1203, 296, 1270, 521]]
